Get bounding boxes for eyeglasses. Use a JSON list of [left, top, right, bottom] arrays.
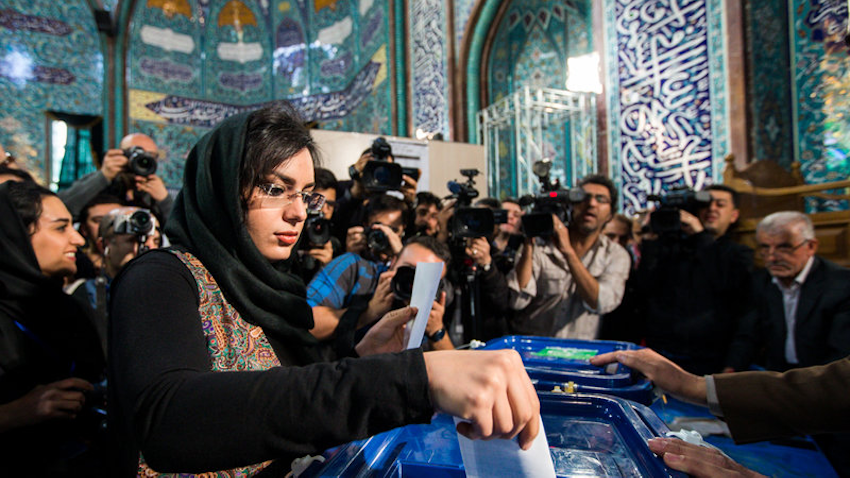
[[255, 183, 326, 213], [757, 240, 809, 257], [581, 193, 611, 205]]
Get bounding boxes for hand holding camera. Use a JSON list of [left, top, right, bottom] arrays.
[[306, 241, 334, 266], [134, 174, 168, 202], [425, 291, 448, 337], [678, 209, 705, 236], [465, 236, 492, 267], [550, 213, 574, 257], [346, 226, 367, 254], [369, 223, 404, 256], [101, 149, 130, 181], [362, 269, 396, 326]]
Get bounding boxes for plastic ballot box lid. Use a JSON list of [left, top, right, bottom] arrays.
[[305, 394, 686, 478], [477, 336, 641, 388]]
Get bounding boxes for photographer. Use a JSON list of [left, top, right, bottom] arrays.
[[70, 207, 162, 353], [313, 236, 455, 353], [461, 197, 514, 341], [308, 194, 409, 340], [331, 138, 419, 243], [634, 184, 754, 375], [407, 191, 442, 237], [507, 175, 630, 339], [293, 168, 342, 283], [58, 133, 174, 224]]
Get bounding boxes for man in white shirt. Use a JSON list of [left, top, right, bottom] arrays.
[[506, 175, 630, 339], [728, 211, 850, 372]]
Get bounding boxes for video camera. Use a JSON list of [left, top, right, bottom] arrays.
[[446, 169, 507, 238], [520, 159, 586, 237], [350, 138, 420, 193], [647, 187, 712, 235], [123, 146, 158, 176]]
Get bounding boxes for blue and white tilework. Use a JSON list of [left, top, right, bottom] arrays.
[[409, 0, 451, 140], [0, 0, 103, 184], [453, 0, 478, 57], [486, 1, 592, 197], [126, 0, 396, 189], [604, 0, 728, 214]]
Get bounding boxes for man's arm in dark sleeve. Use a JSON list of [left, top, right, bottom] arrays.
[[155, 193, 174, 225], [110, 252, 432, 473], [479, 265, 509, 312], [58, 171, 110, 219], [714, 357, 850, 444]]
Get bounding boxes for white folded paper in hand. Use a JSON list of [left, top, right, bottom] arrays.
[[455, 416, 556, 478], [405, 262, 445, 349]]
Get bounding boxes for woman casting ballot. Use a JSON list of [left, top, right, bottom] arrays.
[[108, 102, 539, 476]]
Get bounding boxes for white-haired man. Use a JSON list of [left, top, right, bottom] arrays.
[[728, 211, 850, 372]]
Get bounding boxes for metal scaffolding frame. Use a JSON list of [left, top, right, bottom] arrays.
[[478, 86, 597, 199]]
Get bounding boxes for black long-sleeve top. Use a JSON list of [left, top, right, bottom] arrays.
[[108, 252, 433, 476]]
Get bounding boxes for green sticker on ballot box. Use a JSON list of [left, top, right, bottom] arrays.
[[532, 347, 599, 360]]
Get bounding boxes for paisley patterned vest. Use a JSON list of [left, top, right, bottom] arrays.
[[137, 250, 281, 477]]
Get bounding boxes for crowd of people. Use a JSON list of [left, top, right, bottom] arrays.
[[1, 102, 848, 476]]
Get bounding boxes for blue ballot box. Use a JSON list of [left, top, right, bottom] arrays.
[[305, 394, 686, 478], [477, 336, 654, 404]]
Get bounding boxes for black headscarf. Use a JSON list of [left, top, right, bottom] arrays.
[[163, 109, 321, 361], [0, 182, 103, 397]]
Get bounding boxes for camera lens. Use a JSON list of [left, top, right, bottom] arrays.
[[367, 228, 390, 254], [126, 147, 158, 176], [305, 216, 331, 246], [129, 210, 154, 236], [391, 266, 416, 300]]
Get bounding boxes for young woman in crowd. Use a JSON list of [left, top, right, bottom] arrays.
[[108, 102, 539, 476], [0, 181, 107, 476]]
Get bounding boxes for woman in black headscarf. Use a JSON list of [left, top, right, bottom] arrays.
[[0, 181, 106, 476], [108, 102, 539, 477]]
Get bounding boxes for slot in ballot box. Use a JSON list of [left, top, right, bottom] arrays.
[[304, 394, 685, 478], [476, 336, 654, 404]]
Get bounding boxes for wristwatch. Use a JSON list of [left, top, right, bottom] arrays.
[[426, 328, 446, 342]]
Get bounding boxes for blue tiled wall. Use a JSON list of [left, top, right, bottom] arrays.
[[126, 0, 395, 189], [0, 1, 103, 184], [604, 0, 729, 214], [485, 0, 593, 198]]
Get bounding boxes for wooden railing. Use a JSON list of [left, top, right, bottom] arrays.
[[723, 154, 850, 267]]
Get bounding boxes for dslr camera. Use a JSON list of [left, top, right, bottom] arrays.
[[647, 187, 712, 235], [301, 212, 332, 248], [447, 169, 507, 238], [114, 209, 155, 237], [350, 138, 420, 193], [113, 209, 155, 253], [123, 146, 158, 176], [366, 226, 393, 256], [520, 159, 585, 238], [390, 264, 444, 302]]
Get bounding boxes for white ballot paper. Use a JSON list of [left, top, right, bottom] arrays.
[[405, 262, 445, 349], [455, 416, 556, 478]]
